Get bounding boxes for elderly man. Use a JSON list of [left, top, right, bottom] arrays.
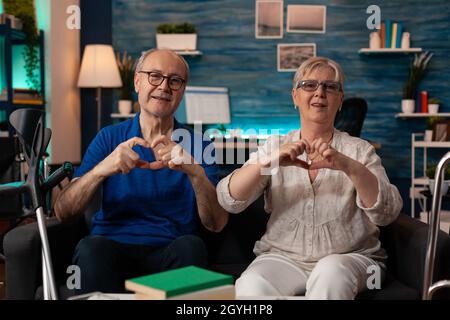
[[55, 49, 229, 294]]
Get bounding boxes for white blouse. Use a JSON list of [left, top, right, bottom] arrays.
[[216, 129, 403, 271]]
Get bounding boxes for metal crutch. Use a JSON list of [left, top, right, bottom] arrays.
[[39, 161, 74, 300], [422, 151, 450, 300], [42, 155, 51, 300], [3, 110, 72, 300]]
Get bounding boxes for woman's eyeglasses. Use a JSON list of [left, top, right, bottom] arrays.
[[138, 71, 185, 90], [296, 80, 342, 93]]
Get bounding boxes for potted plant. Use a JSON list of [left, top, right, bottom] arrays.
[[156, 22, 197, 51], [402, 51, 433, 114], [428, 97, 440, 114], [4, 0, 41, 94], [426, 164, 450, 195], [116, 51, 135, 114]]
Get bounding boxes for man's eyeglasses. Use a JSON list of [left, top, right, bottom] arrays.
[[138, 71, 186, 90], [296, 80, 342, 93]]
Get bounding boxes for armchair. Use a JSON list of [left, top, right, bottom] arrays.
[[334, 98, 368, 137], [4, 191, 450, 300]]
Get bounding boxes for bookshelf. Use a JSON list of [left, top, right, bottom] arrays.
[[410, 133, 450, 218], [0, 20, 45, 128], [358, 48, 422, 55]]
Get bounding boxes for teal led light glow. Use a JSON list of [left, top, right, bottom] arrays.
[[12, 45, 40, 89]]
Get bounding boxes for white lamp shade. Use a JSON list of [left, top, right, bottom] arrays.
[[78, 44, 123, 88]]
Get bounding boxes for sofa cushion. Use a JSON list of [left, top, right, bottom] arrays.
[[200, 195, 268, 267]]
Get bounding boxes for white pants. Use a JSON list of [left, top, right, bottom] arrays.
[[236, 253, 385, 300]]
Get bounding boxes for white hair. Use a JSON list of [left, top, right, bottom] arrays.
[[293, 56, 344, 90], [134, 48, 190, 82]]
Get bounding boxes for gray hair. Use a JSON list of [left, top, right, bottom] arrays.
[[134, 48, 190, 82], [293, 56, 344, 90]]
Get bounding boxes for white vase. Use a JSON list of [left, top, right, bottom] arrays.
[[424, 130, 433, 142], [401, 32, 410, 49], [429, 179, 450, 196], [118, 100, 132, 114], [369, 32, 381, 49], [401, 99, 415, 113], [428, 104, 439, 114]]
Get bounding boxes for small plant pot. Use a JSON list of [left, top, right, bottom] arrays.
[[428, 179, 450, 196], [428, 104, 439, 114], [156, 34, 197, 51], [424, 130, 433, 142], [118, 100, 133, 114], [401, 99, 415, 113]]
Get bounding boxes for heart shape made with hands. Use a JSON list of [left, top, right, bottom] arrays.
[[147, 135, 195, 170], [258, 138, 336, 171]]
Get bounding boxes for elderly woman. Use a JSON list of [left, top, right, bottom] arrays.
[[216, 57, 403, 299]]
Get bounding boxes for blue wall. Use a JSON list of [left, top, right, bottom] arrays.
[[112, 0, 450, 180]]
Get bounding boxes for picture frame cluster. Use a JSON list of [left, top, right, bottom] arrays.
[[255, 1, 326, 72]]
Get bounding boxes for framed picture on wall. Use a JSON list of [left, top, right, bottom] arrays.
[[433, 120, 450, 141], [255, 0, 283, 39], [287, 5, 326, 33], [277, 43, 316, 72]]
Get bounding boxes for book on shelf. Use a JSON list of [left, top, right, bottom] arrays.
[[391, 22, 404, 49], [0, 88, 43, 104], [391, 22, 398, 49], [380, 22, 386, 48], [385, 19, 392, 48], [125, 265, 234, 300], [0, 88, 44, 105], [14, 88, 41, 99], [13, 99, 44, 105], [378, 20, 404, 49]]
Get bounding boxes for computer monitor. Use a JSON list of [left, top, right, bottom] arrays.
[[175, 86, 231, 124]]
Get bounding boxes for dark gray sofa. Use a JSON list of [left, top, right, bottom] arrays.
[[3, 193, 450, 300]]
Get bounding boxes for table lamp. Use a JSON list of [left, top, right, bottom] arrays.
[[78, 44, 122, 131]]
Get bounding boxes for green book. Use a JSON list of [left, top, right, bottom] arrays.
[[125, 266, 234, 299]]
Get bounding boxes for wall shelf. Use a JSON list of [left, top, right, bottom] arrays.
[[396, 112, 450, 118], [413, 140, 450, 148], [111, 113, 135, 119], [175, 50, 202, 56], [0, 21, 45, 127], [358, 48, 422, 55], [0, 24, 26, 40]]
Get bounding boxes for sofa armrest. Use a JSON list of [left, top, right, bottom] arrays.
[[380, 213, 450, 295], [3, 215, 88, 299]]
